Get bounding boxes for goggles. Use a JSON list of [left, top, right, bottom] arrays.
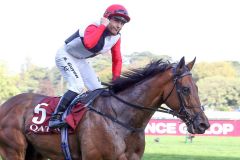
[[111, 16, 128, 23]]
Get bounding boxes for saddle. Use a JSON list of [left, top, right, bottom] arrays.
[[76, 88, 108, 105], [26, 88, 108, 134]]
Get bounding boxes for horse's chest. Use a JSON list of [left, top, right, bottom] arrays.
[[104, 134, 144, 159]]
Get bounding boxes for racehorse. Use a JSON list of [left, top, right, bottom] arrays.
[[0, 57, 210, 160]]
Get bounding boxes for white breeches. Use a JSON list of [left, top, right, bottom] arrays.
[[55, 47, 102, 94]]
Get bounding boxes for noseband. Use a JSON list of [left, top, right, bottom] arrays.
[[161, 69, 203, 126]]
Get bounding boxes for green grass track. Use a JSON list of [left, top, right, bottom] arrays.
[[143, 136, 240, 160]]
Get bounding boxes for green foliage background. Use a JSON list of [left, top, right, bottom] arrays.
[[1, 52, 240, 111]]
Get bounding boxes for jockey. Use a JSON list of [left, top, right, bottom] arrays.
[[49, 4, 130, 129]]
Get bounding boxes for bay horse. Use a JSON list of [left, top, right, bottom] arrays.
[[0, 57, 210, 160]]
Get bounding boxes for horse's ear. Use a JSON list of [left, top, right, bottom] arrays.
[[186, 57, 196, 71], [176, 57, 185, 74]]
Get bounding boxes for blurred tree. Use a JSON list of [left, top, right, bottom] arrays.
[[197, 76, 240, 111], [2, 52, 239, 111], [193, 61, 237, 81], [125, 51, 171, 68], [0, 63, 20, 104], [230, 61, 240, 76], [90, 52, 172, 82], [18, 58, 60, 95], [48, 66, 66, 96], [37, 79, 55, 96], [192, 61, 240, 111], [19, 64, 46, 93]]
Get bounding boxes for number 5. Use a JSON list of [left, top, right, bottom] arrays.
[[32, 103, 48, 124]]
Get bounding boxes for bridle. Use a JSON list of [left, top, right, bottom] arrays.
[[88, 66, 204, 132], [162, 68, 204, 126]]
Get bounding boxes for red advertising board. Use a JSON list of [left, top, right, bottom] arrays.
[[145, 119, 240, 136]]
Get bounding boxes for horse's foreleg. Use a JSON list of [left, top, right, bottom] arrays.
[[81, 150, 103, 160], [0, 130, 27, 160], [118, 153, 141, 160], [0, 146, 26, 160], [118, 154, 128, 160]]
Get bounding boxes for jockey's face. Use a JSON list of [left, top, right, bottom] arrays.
[[107, 17, 125, 35]]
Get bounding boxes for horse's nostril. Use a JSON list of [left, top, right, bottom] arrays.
[[199, 122, 210, 130]]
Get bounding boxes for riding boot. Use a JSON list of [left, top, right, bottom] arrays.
[[49, 90, 78, 129]]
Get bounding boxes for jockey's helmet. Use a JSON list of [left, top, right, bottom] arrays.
[[104, 4, 130, 23]]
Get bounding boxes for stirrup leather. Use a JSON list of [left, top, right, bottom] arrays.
[[49, 112, 67, 129], [50, 112, 63, 121]]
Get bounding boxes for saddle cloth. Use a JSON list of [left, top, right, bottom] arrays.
[[25, 96, 87, 134]]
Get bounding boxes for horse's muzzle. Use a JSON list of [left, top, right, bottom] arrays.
[[188, 114, 210, 134]]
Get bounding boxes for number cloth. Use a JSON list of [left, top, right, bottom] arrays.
[[25, 97, 86, 134]]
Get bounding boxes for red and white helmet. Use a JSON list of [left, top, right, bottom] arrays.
[[103, 4, 130, 23]]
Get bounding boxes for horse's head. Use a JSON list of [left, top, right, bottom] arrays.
[[162, 57, 210, 134], [109, 57, 209, 134]]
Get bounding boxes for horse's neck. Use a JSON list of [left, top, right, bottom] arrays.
[[113, 75, 167, 129]]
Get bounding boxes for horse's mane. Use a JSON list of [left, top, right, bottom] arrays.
[[111, 59, 172, 93]]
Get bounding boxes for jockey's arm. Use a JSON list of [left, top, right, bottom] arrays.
[[111, 39, 122, 80], [83, 24, 106, 49]]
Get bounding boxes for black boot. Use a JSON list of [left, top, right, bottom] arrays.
[[49, 90, 78, 129]]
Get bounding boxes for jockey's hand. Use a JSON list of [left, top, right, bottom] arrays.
[[100, 17, 110, 27]]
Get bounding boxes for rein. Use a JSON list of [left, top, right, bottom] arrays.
[[109, 91, 175, 115], [87, 88, 176, 132], [87, 104, 145, 132], [89, 68, 200, 132], [108, 72, 193, 116]]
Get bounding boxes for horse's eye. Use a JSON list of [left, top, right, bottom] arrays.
[[182, 87, 190, 96]]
